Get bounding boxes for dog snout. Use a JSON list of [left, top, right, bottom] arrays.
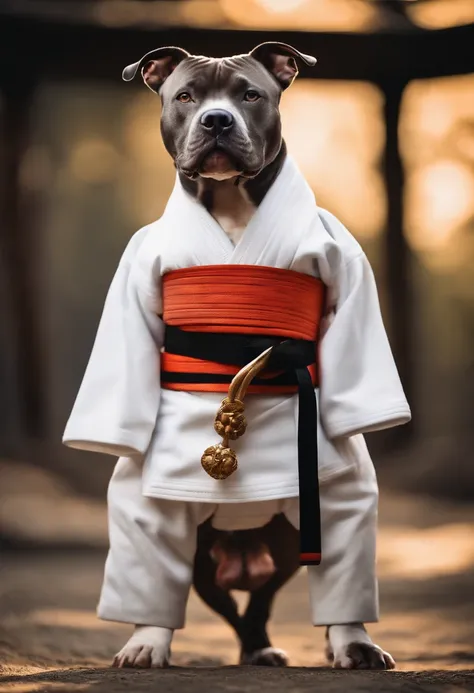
[[200, 109, 234, 135]]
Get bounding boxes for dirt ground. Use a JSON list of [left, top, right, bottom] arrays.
[[1, 466, 474, 692]]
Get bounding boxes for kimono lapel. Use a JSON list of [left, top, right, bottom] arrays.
[[160, 156, 319, 270], [160, 176, 233, 266], [228, 157, 318, 267]]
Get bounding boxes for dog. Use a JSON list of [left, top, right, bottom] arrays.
[[99, 43, 397, 670]]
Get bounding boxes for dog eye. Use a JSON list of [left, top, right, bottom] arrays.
[[244, 90, 261, 102], [177, 92, 193, 103]]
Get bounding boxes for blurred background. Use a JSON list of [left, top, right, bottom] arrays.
[[1, 0, 474, 682]]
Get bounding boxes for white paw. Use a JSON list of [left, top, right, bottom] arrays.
[[327, 624, 396, 671], [112, 625, 173, 669], [333, 642, 395, 670], [240, 647, 289, 667]]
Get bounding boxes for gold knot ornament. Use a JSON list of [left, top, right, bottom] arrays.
[[201, 347, 273, 481], [214, 399, 247, 439], [201, 444, 238, 480]]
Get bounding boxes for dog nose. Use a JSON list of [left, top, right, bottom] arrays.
[[200, 109, 234, 134]]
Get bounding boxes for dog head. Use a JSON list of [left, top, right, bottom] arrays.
[[122, 43, 316, 181]]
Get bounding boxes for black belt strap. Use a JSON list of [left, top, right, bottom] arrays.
[[163, 325, 321, 567]]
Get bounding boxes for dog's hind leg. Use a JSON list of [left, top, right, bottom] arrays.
[[193, 538, 295, 667], [239, 565, 297, 666], [239, 515, 300, 666], [193, 515, 300, 667], [193, 553, 243, 637], [193, 523, 243, 639]]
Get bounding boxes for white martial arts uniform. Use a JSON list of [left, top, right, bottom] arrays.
[[63, 156, 410, 628]]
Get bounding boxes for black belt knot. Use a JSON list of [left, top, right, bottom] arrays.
[[163, 325, 321, 566]]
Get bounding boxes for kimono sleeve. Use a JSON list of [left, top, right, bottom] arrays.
[[319, 251, 411, 439], [63, 228, 164, 457]]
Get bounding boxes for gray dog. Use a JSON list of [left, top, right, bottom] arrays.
[[101, 42, 396, 670]]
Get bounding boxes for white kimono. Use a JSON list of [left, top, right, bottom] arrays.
[[64, 156, 410, 501], [63, 157, 410, 629]]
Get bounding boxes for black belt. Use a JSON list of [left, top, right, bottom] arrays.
[[163, 325, 321, 567]]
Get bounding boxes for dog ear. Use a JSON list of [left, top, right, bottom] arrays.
[[122, 47, 191, 93], [249, 42, 317, 90]]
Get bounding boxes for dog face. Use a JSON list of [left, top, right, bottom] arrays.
[[122, 43, 316, 181], [158, 54, 284, 181]]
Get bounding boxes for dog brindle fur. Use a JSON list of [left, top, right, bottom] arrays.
[[116, 42, 395, 670]]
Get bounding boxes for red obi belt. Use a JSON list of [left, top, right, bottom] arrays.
[[160, 265, 326, 567]]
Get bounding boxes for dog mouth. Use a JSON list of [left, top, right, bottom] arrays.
[[179, 144, 250, 180], [199, 147, 242, 177]]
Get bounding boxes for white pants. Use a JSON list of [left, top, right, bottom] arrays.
[[97, 456, 379, 629]]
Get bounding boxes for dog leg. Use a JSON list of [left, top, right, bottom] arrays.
[[239, 515, 300, 667], [112, 625, 173, 668], [193, 548, 243, 637], [195, 543, 287, 666], [193, 521, 244, 638], [239, 573, 290, 667], [326, 624, 396, 670]]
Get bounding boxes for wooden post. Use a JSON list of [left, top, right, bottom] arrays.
[[381, 78, 414, 442], [1, 78, 47, 440]]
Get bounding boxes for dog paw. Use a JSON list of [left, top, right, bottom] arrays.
[[240, 647, 289, 667], [334, 642, 395, 670], [112, 625, 172, 669], [327, 624, 396, 671]]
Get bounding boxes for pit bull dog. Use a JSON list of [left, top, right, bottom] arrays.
[[103, 42, 396, 670]]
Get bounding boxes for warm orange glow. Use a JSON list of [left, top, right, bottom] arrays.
[[94, 0, 229, 28], [120, 92, 175, 224], [280, 80, 385, 239], [29, 610, 109, 629], [401, 75, 474, 272], [456, 121, 474, 163], [219, 0, 379, 31], [401, 75, 474, 168], [406, 160, 474, 252], [91, 0, 474, 31], [69, 138, 122, 184], [255, 0, 308, 13], [179, 0, 227, 27], [378, 523, 474, 579], [407, 0, 474, 29], [264, 0, 307, 9]]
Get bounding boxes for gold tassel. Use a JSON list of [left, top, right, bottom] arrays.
[[201, 347, 273, 480]]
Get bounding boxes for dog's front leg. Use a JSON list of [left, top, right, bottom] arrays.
[[325, 624, 395, 670], [113, 625, 173, 668]]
